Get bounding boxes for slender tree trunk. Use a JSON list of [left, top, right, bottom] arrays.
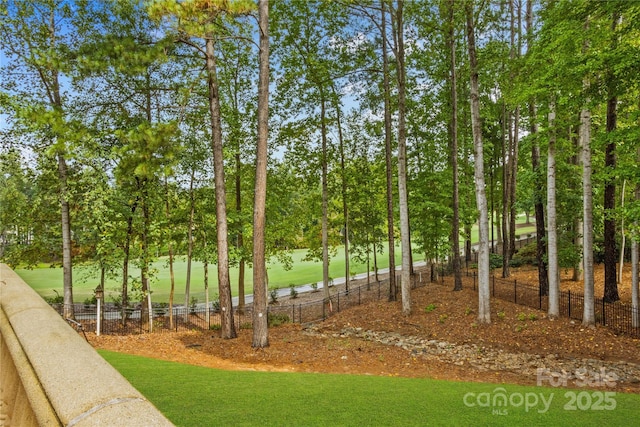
[[122, 200, 137, 326], [526, 0, 548, 296], [381, 0, 396, 302], [547, 101, 559, 319], [333, 87, 350, 293], [502, 102, 510, 277], [632, 168, 639, 328], [509, 108, 519, 261], [508, 0, 521, 262], [579, 20, 596, 326], [603, 13, 619, 303], [236, 149, 245, 312], [57, 152, 74, 319], [203, 230, 210, 326], [393, 0, 411, 315], [618, 180, 626, 283], [252, 0, 270, 348], [140, 182, 152, 332], [466, 1, 490, 324], [164, 176, 176, 330], [632, 237, 639, 328], [581, 83, 595, 327], [206, 36, 236, 339], [185, 168, 195, 321], [448, 0, 462, 291], [320, 93, 330, 303]]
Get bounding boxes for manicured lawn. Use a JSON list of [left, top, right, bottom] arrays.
[[16, 246, 423, 303], [100, 351, 639, 427]]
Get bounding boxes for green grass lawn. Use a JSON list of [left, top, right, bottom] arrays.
[[101, 350, 638, 427], [16, 245, 423, 303]]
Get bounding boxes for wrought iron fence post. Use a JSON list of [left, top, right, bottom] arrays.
[[514, 280, 517, 304]]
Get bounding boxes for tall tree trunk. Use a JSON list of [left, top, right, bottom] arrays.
[[526, 0, 548, 296], [185, 168, 195, 321], [164, 176, 176, 330], [507, 0, 521, 262], [381, 0, 397, 302], [252, 0, 269, 348], [466, 1, 490, 324], [632, 164, 639, 328], [603, 13, 619, 303], [547, 101, 559, 319], [502, 102, 510, 277], [206, 36, 236, 339], [140, 181, 152, 332], [393, 0, 411, 315], [618, 180, 626, 283], [581, 73, 595, 327], [320, 93, 330, 303], [508, 108, 520, 261], [236, 148, 245, 312], [231, 55, 246, 313], [121, 199, 138, 326], [448, 0, 463, 291], [57, 152, 74, 319], [333, 86, 350, 293]]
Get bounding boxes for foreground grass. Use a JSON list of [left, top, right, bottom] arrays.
[[17, 246, 423, 303], [100, 351, 638, 427]]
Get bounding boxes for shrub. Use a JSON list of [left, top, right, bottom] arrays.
[[424, 303, 437, 313], [489, 253, 503, 269], [289, 286, 298, 299], [269, 288, 279, 304], [511, 242, 538, 266], [268, 312, 290, 327], [310, 282, 318, 292], [45, 290, 64, 305]]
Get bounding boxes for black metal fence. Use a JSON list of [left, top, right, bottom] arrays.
[[55, 261, 639, 339], [463, 271, 640, 338], [55, 274, 430, 335]]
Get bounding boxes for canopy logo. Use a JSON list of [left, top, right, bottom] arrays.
[[463, 388, 553, 415]]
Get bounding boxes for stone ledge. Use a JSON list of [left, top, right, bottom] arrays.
[[0, 264, 173, 426]]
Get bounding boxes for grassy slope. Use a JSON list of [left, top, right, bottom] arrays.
[[101, 350, 638, 427]]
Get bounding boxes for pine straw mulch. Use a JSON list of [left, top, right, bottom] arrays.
[[88, 264, 640, 394]]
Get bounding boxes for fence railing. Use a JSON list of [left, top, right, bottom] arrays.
[[53, 259, 640, 340], [463, 271, 640, 338], [54, 274, 433, 335]]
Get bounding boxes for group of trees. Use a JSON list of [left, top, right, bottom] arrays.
[[1, 0, 639, 346]]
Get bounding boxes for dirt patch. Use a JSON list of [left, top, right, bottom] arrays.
[[88, 265, 640, 394]]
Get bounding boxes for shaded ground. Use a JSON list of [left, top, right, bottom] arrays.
[[89, 264, 640, 394]]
